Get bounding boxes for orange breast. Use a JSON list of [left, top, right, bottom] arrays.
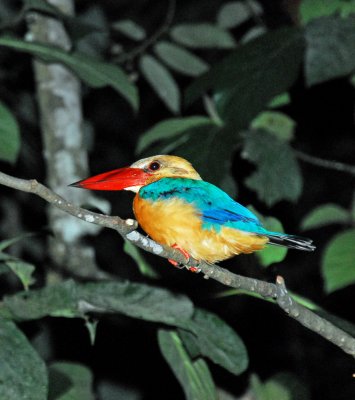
[[133, 195, 268, 263]]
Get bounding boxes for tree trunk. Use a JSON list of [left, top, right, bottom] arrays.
[[27, 0, 109, 279]]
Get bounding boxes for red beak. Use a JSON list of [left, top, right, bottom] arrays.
[[69, 167, 151, 191]]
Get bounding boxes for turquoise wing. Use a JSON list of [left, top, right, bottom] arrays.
[[140, 177, 266, 234], [140, 178, 315, 251]]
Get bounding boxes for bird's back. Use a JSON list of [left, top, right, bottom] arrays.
[[133, 177, 270, 262]]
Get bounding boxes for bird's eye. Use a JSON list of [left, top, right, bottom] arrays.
[[148, 161, 161, 171]]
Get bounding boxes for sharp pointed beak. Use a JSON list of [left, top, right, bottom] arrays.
[[69, 167, 151, 191]]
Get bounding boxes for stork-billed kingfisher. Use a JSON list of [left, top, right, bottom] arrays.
[[71, 155, 315, 269]]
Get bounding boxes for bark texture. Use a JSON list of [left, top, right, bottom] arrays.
[[27, 0, 109, 278]]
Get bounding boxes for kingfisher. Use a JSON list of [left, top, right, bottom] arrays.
[[70, 155, 315, 270]]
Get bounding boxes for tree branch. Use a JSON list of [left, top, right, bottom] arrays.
[[1, 170, 355, 359], [295, 150, 355, 176], [114, 0, 176, 63]]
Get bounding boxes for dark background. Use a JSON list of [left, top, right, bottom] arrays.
[[0, 0, 354, 399]]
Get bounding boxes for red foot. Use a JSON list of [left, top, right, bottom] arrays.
[[168, 244, 200, 273], [188, 266, 200, 273]]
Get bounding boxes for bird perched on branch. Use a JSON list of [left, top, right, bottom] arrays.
[[70, 155, 315, 271]]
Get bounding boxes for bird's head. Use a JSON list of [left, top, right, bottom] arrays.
[[70, 155, 202, 193]]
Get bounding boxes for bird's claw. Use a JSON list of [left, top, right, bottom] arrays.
[[168, 258, 185, 269], [169, 244, 201, 273], [187, 265, 201, 273]]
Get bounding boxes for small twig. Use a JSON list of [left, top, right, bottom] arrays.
[[1, 170, 355, 359], [295, 150, 355, 176], [115, 0, 176, 64]]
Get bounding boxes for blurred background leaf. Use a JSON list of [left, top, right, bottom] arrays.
[[251, 372, 310, 400], [217, 0, 263, 29], [139, 54, 180, 113], [0, 36, 138, 110], [179, 309, 248, 375], [136, 116, 214, 155], [301, 203, 350, 230], [0, 101, 20, 163], [124, 240, 159, 278], [158, 330, 217, 400], [300, 0, 355, 25], [112, 19, 146, 41], [0, 318, 48, 400], [3, 280, 194, 324], [154, 41, 209, 77], [48, 362, 94, 400], [170, 23, 236, 49], [304, 15, 355, 86], [322, 229, 355, 293], [250, 111, 295, 142], [5, 259, 35, 290], [241, 130, 302, 206]]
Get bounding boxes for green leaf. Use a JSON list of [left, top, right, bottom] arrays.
[[251, 372, 310, 400], [186, 27, 304, 122], [217, 1, 263, 29], [250, 111, 295, 142], [0, 232, 36, 252], [267, 92, 291, 108], [301, 203, 350, 230], [78, 282, 194, 324], [322, 229, 355, 293], [0, 101, 20, 163], [139, 54, 180, 113], [248, 206, 288, 267], [48, 362, 94, 400], [4, 280, 194, 325], [158, 330, 217, 400], [154, 41, 209, 77], [0, 318, 48, 400], [84, 318, 98, 346], [240, 26, 267, 44], [4, 280, 79, 320], [241, 130, 302, 206], [5, 260, 35, 290], [97, 381, 141, 400], [300, 0, 355, 25], [0, 36, 138, 110], [112, 19, 146, 41], [170, 23, 236, 49], [136, 116, 214, 154], [177, 329, 202, 359], [288, 291, 320, 312], [124, 240, 159, 278], [181, 309, 248, 375], [251, 374, 290, 400], [305, 16, 355, 86]]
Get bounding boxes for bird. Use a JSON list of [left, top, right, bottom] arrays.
[[70, 155, 315, 271]]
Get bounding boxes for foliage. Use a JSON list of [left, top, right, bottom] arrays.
[[0, 0, 354, 399], [158, 330, 217, 400], [0, 318, 48, 400], [0, 100, 20, 163]]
